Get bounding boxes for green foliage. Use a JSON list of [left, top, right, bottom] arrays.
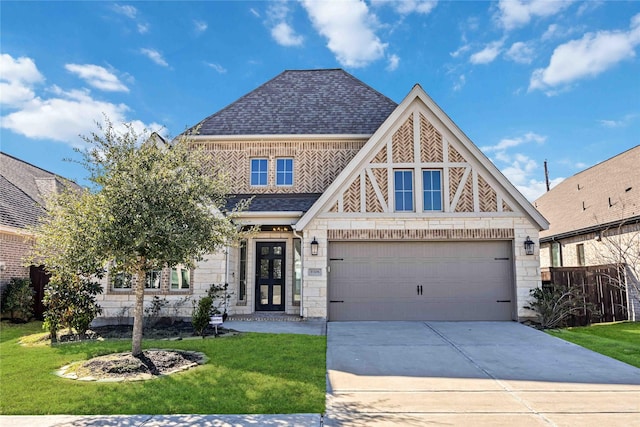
[[526, 284, 599, 329], [547, 322, 640, 368], [0, 321, 326, 415], [206, 283, 232, 317], [30, 119, 249, 355], [143, 296, 168, 328], [192, 296, 213, 337], [1, 278, 34, 322], [43, 275, 103, 339]]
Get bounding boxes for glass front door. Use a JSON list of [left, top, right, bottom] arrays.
[[255, 242, 286, 311]]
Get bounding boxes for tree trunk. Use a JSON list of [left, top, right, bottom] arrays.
[[131, 264, 146, 356]]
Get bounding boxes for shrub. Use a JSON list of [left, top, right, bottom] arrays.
[[206, 283, 231, 320], [192, 296, 213, 337], [526, 284, 599, 329], [143, 296, 168, 328], [1, 278, 34, 322]]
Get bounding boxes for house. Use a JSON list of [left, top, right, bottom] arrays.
[[535, 145, 640, 321], [96, 69, 548, 322], [0, 152, 80, 317]]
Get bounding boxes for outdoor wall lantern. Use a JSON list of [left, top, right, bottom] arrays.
[[310, 237, 319, 256], [524, 236, 535, 255]]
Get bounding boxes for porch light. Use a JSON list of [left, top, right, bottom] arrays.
[[310, 237, 319, 256], [524, 236, 535, 255]]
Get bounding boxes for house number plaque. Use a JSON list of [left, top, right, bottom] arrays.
[[307, 268, 323, 277]]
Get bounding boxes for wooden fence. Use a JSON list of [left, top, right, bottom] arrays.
[[545, 264, 628, 326]]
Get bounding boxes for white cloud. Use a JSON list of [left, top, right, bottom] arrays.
[[482, 132, 546, 152], [2, 86, 162, 147], [301, 0, 386, 68], [271, 22, 304, 46], [112, 4, 137, 19], [65, 64, 129, 92], [206, 63, 227, 74], [453, 74, 466, 91], [373, 0, 438, 15], [530, 14, 640, 93], [470, 39, 504, 64], [386, 54, 400, 71], [140, 48, 169, 67], [0, 54, 44, 108], [267, 1, 304, 47], [137, 23, 149, 34], [0, 54, 161, 148], [505, 41, 535, 64], [496, 0, 573, 31], [598, 113, 639, 128], [450, 44, 471, 58], [194, 20, 208, 34], [250, 8, 260, 18]]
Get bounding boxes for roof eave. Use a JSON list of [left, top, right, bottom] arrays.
[[186, 134, 372, 142]]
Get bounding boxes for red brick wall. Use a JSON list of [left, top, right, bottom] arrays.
[[0, 231, 33, 291]]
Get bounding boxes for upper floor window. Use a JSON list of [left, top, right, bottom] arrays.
[[276, 158, 294, 186], [423, 170, 443, 211], [250, 158, 268, 186], [394, 170, 414, 211]]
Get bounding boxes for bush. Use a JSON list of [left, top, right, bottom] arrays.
[[526, 284, 598, 329], [43, 274, 103, 341], [1, 278, 34, 322], [143, 296, 168, 328], [192, 296, 213, 337]]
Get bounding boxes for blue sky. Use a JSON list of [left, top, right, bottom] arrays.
[[1, 0, 639, 201]]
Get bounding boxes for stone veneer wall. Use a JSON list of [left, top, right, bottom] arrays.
[[302, 215, 541, 321]]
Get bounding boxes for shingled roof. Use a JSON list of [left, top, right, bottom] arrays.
[[0, 152, 81, 230], [225, 193, 322, 213], [535, 145, 640, 240], [193, 69, 398, 136]]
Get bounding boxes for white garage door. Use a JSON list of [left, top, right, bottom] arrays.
[[328, 241, 514, 321]]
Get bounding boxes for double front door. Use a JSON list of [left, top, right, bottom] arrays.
[[255, 242, 285, 311]]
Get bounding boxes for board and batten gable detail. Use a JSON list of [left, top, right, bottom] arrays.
[[319, 108, 516, 217], [296, 85, 548, 230]]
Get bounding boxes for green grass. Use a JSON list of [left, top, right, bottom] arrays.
[[547, 321, 640, 368], [0, 321, 326, 415]]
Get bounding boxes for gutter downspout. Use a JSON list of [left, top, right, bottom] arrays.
[[292, 227, 304, 318]]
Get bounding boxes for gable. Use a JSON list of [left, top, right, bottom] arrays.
[[297, 85, 548, 229]]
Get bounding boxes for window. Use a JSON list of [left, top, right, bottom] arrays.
[[112, 272, 132, 289], [171, 266, 191, 290], [276, 158, 294, 186], [293, 239, 301, 305], [394, 170, 414, 211], [145, 270, 162, 289], [238, 240, 247, 301], [551, 242, 562, 267], [577, 244, 585, 266], [250, 158, 268, 186], [423, 170, 443, 211]]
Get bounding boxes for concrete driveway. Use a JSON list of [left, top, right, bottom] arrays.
[[326, 321, 640, 426]]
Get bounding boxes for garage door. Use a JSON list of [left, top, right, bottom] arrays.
[[328, 241, 514, 321]]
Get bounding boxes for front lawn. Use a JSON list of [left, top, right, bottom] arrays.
[[0, 321, 326, 415], [547, 321, 640, 368]]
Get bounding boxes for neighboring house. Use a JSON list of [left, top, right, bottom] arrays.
[[535, 145, 640, 321], [97, 69, 548, 322], [0, 152, 81, 316]]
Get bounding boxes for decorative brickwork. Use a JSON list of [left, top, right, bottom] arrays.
[[479, 175, 498, 212], [448, 143, 466, 164], [503, 200, 513, 212], [195, 140, 365, 194], [455, 174, 474, 213], [329, 201, 339, 213], [420, 114, 443, 163], [372, 146, 387, 164], [328, 228, 514, 240], [343, 175, 361, 212], [365, 174, 383, 213], [371, 168, 388, 206], [391, 115, 414, 163]]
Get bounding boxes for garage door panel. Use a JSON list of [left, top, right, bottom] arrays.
[[328, 241, 513, 321]]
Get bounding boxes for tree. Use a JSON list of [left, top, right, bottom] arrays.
[[33, 121, 246, 355]]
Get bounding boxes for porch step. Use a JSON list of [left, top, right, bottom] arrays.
[[227, 313, 303, 322]]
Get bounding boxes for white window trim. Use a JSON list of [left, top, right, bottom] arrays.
[[394, 169, 415, 212], [250, 158, 268, 187], [422, 169, 444, 212], [275, 157, 294, 187]]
